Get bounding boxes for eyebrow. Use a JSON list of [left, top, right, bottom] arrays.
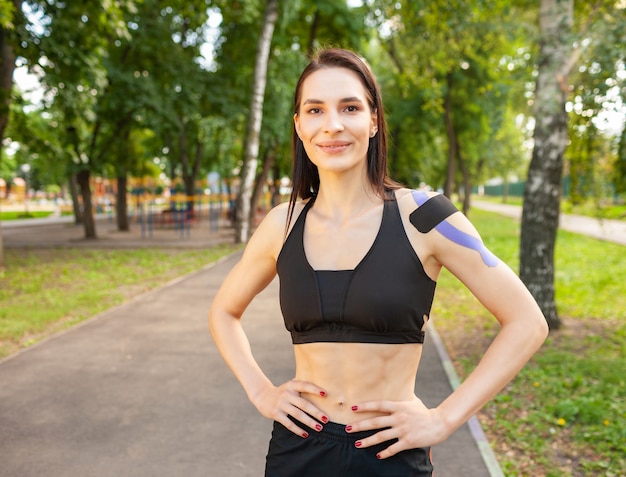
[[302, 96, 365, 105]]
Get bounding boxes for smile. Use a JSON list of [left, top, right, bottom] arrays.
[[317, 142, 350, 152]]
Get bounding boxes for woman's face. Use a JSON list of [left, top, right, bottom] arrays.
[[294, 67, 377, 176]]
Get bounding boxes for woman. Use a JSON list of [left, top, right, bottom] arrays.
[[209, 48, 548, 476]]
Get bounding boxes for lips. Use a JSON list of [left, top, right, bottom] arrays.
[[317, 141, 351, 153]]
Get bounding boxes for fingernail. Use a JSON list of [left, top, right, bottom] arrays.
[[355, 441, 362, 448], [321, 416, 329, 423], [315, 424, 322, 431], [351, 405, 358, 411], [302, 432, 309, 438], [345, 425, 352, 432], [319, 391, 326, 397], [376, 453, 382, 459]]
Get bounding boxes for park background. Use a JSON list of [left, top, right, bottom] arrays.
[[0, 1, 624, 476]]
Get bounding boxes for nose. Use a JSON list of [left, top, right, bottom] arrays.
[[323, 109, 344, 133]]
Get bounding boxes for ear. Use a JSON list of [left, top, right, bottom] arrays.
[[370, 109, 378, 137], [294, 113, 302, 139]]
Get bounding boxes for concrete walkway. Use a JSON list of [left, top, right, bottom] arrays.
[[473, 200, 626, 246], [0, 252, 496, 477], [0, 216, 500, 476]]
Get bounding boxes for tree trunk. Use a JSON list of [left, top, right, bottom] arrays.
[[389, 126, 400, 178], [456, 144, 471, 215], [271, 163, 281, 207], [614, 124, 626, 200], [116, 174, 129, 231], [0, 20, 17, 270], [235, 0, 279, 243], [77, 169, 97, 239], [520, 0, 574, 330], [443, 72, 456, 198], [307, 8, 319, 57], [69, 172, 83, 224], [249, 147, 276, 226]]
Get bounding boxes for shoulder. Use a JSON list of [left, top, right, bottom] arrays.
[[394, 187, 457, 227], [394, 188, 487, 260], [245, 199, 310, 261], [394, 187, 438, 210]]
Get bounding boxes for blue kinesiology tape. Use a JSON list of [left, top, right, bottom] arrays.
[[411, 190, 499, 267]]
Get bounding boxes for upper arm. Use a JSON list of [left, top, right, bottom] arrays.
[[400, 190, 544, 329], [433, 211, 546, 332], [210, 204, 288, 321]]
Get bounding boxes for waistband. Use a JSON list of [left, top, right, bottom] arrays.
[[287, 415, 390, 444]]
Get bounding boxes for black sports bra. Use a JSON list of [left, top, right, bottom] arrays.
[[276, 193, 437, 345]]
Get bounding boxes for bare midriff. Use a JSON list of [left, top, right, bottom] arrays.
[[294, 342, 423, 424]]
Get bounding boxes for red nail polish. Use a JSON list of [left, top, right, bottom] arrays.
[[315, 424, 322, 431], [319, 391, 326, 397], [345, 425, 352, 432], [376, 453, 382, 459], [351, 405, 358, 411], [302, 432, 309, 438], [355, 441, 362, 448], [321, 416, 329, 423]]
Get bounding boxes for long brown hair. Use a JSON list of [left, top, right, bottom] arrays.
[[287, 48, 399, 230]]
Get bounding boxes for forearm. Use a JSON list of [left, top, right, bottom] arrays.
[[209, 310, 273, 401], [437, 317, 547, 435]]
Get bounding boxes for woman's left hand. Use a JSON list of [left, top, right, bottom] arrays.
[[345, 397, 451, 459]]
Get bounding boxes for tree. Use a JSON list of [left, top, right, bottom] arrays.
[[18, 1, 135, 238], [0, 0, 20, 269], [520, 0, 623, 329], [615, 125, 626, 198], [519, 0, 574, 330], [235, 0, 278, 243], [369, 0, 529, 206]]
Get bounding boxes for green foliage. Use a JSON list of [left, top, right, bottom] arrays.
[[614, 126, 626, 196], [0, 0, 16, 29], [0, 0, 622, 207], [366, 0, 533, 189]]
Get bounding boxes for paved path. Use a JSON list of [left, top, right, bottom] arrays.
[[2, 201, 624, 476], [1, 202, 623, 476], [1, 213, 236, 249], [0, 252, 495, 477], [473, 200, 626, 246]]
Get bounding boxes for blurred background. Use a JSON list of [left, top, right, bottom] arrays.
[[0, 1, 623, 240]]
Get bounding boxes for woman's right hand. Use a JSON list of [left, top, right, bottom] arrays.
[[251, 380, 329, 438]]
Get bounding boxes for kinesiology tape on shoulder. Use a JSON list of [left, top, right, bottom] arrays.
[[409, 193, 458, 233], [410, 190, 499, 267]]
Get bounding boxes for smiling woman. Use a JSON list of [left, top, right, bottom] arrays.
[[294, 67, 377, 178], [209, 47, 548, 477]]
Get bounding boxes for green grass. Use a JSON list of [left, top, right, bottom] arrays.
[[0, 245, 240, 358], [474, 194, 524, 207], [433, 209, 625, 477], [561, 199, 626, 221], [0, 210, 54, 220]]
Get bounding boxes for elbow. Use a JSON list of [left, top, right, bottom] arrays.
[[208, 302, 221, 339], [531, 311, 550, 349], [208, 300, 240, 340]]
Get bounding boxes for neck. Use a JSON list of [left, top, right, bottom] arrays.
[[314, 168, 381, 222]]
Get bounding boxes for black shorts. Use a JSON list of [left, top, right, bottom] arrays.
[[265, 418, 433, 477]]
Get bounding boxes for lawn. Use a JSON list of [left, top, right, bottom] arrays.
[[0, 244, 240, 359], [0, 210, 54, 220], [433, 209, 625, 477]]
